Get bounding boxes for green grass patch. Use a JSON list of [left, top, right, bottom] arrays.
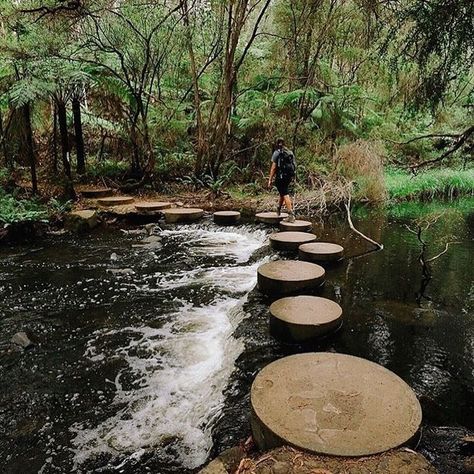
[[386, 168, 474, 201]]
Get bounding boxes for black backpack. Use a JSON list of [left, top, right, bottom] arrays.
[[277, 149, 295, 180]]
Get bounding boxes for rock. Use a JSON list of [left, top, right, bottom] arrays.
[[279, 219, 313, 232], [271, 461, 289, 474], [299, 242, 344, 262], [78, 187, 113, 198], [255, 212, 288, 225], [65, 210, 99, 233], [110, 252, 119, 261], [163, 208, 204, 224], [464, 456, 474, 473], [269, 231, 317, 251], [106, 268, 135, 276], [96, 196, 135, 206], [199, 446, 246, 473], [11, 332, 34, 349], [213, 211, 241, 225], [141, 235, 162, 244], [135, 201, 172, 212], [251, 353, 422, 456]]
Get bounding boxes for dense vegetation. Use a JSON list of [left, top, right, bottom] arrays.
[[0, 0, 472, 221]]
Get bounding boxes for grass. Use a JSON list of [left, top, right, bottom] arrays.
[[386, 168, 474, 201]]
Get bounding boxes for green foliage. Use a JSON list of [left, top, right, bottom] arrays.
[[386, 169, 474, 201], [0, 191, 48, 223], [86, 159, 129, 179]]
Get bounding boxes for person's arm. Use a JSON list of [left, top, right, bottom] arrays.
[[268, 162, 277, 189]]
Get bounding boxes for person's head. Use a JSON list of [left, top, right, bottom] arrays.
[[276, 138, 285, 150]]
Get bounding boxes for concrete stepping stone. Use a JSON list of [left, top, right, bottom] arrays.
[[269, 295, 342, 342], [256, 211, 288, 225], [213, 211, 241, 225], [134, 201, 171, 212], [251, 353, 422, 456], [299, 242, 344, 262], [270, 231, 317, 251], [257, 260, 325, 296], [163, 207, 204, 224], [96, 196, 135, 206], [279, 219, 312, 232], [78, 187, 113, 198]]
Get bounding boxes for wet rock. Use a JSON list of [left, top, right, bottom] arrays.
[[65, 210, 99, 233], [106, 268, 135, 276], [464, 457, 474, 473], [110, 252, 119, 261], [199, 446, 246, 473], [11, 332, 34, 350]]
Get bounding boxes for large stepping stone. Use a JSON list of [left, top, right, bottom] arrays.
[[78, 187, 113, 198], [270, 296, 342, 342], [213, 211, 241, 225], [256, 211, 288, 225], [135, 201, 171, 212], [279, 219, 312, 232], [270, 231, 317, 251], [163, 207, 204, 224], [96, 196, 135, 206], [251, 353, 422, 456], [299, 242, 344, 262], [257, 260, 325, 296]]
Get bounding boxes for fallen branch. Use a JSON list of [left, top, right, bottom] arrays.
[[344, 196, 383, 250], [426, 241, 462, 262]]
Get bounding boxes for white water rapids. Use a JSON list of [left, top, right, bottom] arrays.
[[69, 225, 268, 470]]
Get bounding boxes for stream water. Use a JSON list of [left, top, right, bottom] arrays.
[[0, 200, 473, 473]]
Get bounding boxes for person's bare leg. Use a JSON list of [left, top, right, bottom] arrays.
[[277, 195, 284, 215], [283, 195, 292, 212]]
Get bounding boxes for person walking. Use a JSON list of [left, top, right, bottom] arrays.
[[267, 138, 296, 222]]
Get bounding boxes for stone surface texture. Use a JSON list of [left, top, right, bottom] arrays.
[[224, 446, 437, 474], [270, 231, 317, 251], [255, 212, 288, 225], [78, 187, 113, 198], [65, 210, 99, 232], [251, 353, 422, 456], [164, 207, 204, 223], [213, 211, 241, 225], [299, 242, 344, 262], [269, 296, 342, 342], [96, 196, 135, 206], [279, 220, 313, 232], [257, 260, 325, 295], [134, 201, 171, 211]]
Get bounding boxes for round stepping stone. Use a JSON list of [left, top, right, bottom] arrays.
[[163, 207, 204, 224], [251, 353, 422, 456], [78, 187, 113, 198], [256, 211, 288, 225], [269, 231, 317, 251], [135, 201, 171, 212], [213, 211, 241, 225], [299, 242, 344, 262], [257, 260, 325, 296], [279, 219, 312, 232], [96, 196, 134, 206], [269, 296, 342, 342]]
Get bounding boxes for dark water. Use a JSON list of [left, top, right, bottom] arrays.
[[0, 201, 473, 473]]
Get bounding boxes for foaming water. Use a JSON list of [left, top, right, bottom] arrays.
[[69, 224, 269, 470]]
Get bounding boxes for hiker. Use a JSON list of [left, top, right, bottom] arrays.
[[267, 138, 296, 222]]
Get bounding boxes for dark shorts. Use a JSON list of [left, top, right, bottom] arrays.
[[275, 178, 292, 197]]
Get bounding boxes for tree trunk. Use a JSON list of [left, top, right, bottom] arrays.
[[22, 103, 38, 195], [72, 97, 86, 175], [57, 100, 76, 199], [52, 103, 58, 173], [0, 111, 11, 170]]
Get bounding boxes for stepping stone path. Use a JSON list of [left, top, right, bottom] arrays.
[[299, 242, 344, 262], [213, 211, 241, 225], [96, 196, 135, 206], [163, 207, 204, 224], [255, 211, 288, 225], [257, 260, 325, 295], [78, 187, 113, 198], [269, 231, 317, 251], [269, 295, 342, 342], [251, 353, 422, 456], [134, 201, 171, 212], [279, 219, 312, 232]]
